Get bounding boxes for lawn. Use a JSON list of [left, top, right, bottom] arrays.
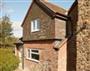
[[0, 47, 19, 71]]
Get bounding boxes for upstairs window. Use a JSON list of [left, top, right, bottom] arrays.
[[31, 19, 40, 32]]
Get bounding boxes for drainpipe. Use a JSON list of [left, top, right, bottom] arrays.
[[22, 44, 24, 69], [18, 38, 24, 69]]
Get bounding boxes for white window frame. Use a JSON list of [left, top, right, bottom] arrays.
[[27, 49, 39, 62], [31, 19, 40, 32]]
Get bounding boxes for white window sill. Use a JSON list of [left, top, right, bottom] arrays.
[[26, 58, 40, 63], [31, 29, 40, 33]]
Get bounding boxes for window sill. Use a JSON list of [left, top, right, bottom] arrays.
[[31, 30, 40, 33], [26, 58, 40, 63]]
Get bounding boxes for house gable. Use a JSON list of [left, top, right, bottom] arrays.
[[23, 2, 55, 41], [21, 0, 53, 27], [22, 0, 67, 41], [22, 0, 68, 27]]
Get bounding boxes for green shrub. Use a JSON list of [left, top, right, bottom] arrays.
[[0, 48, 19, 71]]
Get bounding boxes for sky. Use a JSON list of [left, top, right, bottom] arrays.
[[0, 0, 75, 37]]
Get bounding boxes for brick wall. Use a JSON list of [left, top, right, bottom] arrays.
[[58, 41, 67, 71], [23, 40, 58, 71], [23, 3, 55, 41], [55, 18, 66, 39], [22, 2, 66, 41], [67, 1, 78, 71]]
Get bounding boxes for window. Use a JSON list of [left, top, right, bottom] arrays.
[[28, 49, 30, 58], [31, 19, 40, 32], [27, 49, 39, 62]]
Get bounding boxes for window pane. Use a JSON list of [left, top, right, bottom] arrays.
[[37, 19, 40, 30], [31, 19, 40, 32], [35, 20, 37, 30], [33, 21, 36, 30], [28, 49, 30, 58], [31, 21, 33, 32], [31, 54, 39, 60], [31, 50, 39, 53]]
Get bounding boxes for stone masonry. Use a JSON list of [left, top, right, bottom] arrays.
[[76, 0, 90, 71], [67, 0, 90, 71]]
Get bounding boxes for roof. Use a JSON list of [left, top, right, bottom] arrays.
[[68, 0, 78, 14], [21, 0, 69, 26], [14, 38, 23, 45], [41, 1, 66, 15]]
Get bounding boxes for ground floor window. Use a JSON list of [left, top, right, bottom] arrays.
[[27, 49, 39, 62]]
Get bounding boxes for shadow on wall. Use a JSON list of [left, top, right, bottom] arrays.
[[66, 0, 78, 71]]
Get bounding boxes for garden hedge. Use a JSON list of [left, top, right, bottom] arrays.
[[0, 48, 19, 71]]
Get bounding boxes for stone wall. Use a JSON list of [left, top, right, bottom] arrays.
[[67, 0, 90, 71], [76, 0, 90, 70]]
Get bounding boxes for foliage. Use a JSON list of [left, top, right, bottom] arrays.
[[0, 48, 19, 71], [0, 16, 17, 47]]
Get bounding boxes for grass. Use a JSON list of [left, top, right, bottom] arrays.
[[0, 47, 19, 71]]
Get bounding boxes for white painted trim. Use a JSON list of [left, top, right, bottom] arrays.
[[31, 19, 40, 32], [26, 58, 40, 63], [26, 48, 40, 62]]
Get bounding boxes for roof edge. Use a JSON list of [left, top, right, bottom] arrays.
[[21, 0, 68, 26], [68, 0, 78, 14], [22, 39, 62, 42], [36, 0, 68, 20], [21, 0, 34, 27]]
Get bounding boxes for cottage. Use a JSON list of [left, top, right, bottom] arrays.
[[21, 0, 90, 71], [21, 0, 68, 71]]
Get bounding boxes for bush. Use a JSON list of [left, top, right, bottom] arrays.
[[0, 48, 19, 71]]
